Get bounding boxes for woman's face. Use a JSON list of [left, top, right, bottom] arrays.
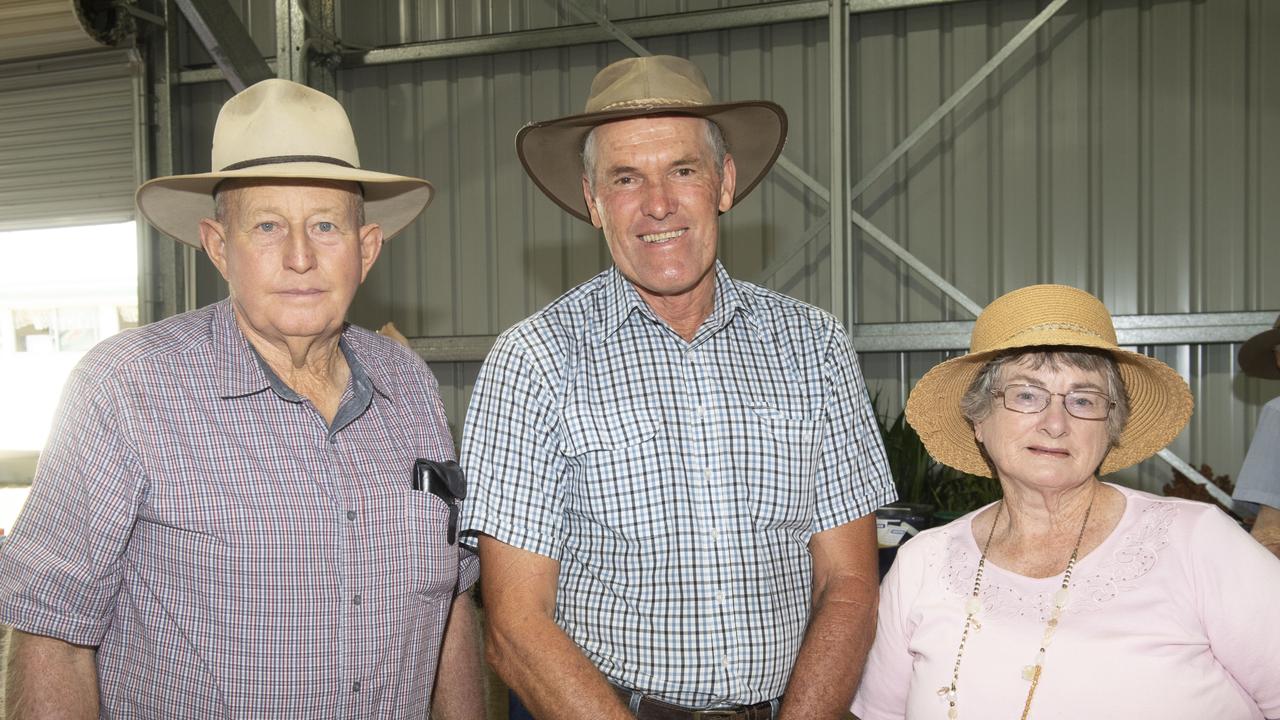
[[973, 355, 1113, 492]]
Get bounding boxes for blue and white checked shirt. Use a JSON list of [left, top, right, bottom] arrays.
[[0, 299, 477, 719], [460, 262, 894, 707]]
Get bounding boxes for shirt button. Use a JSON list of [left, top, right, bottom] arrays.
[[711, 529, 720, 541], [346, 510, 357, 521], [352, 594, 362, 606], [716, 590, 726, 603], [722, 655, 730, 667], [351, 681, 361, 692]]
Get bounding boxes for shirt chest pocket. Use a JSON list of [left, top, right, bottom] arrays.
[[743, 406, 823, 533], [559, 405, 669, 540], [404, 489, 458, 596]]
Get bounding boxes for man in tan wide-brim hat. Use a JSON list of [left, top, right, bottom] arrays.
[[0, 78, 483, 719], [1232, 313, 1280, 557], [460, 55, 895, 720]]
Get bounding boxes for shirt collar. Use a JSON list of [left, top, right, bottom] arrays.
[[212, 299, 383, 405], [598, 261, 760, 343]]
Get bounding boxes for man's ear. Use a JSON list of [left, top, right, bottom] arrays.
[[582, 176, 604, 229], [199, 218, 232, 282], [717, 153, 738, 213], [357, 223, 384, 282]]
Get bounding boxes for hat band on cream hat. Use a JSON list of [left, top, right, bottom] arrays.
[[516, 55, 787, 222], [905, 284, 1193, 478], [135, 78, 433, 248]]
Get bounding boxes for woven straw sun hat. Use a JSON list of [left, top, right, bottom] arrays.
[[905, 284, 1194, 478], [515, 55, 787, 223], [136, 78, 432, 248], [1237, 313, 1280, 380]]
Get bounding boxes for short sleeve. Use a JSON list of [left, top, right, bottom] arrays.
[[813, 323, 896, 532], [1191, 506, 1280, 716], [458, 333, 567, 559], [1233, 399, 1280, 511], [0, 362, 142, 645], [852, 539, 922, 720]]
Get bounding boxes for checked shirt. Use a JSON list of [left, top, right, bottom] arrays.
[[0, 299, 477, 719], [460, 262, 895, 707]]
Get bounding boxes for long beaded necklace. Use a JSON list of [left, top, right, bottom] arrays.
[[938, 489, 1096, 720]]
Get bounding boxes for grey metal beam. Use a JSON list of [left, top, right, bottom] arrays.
[[847, 311, 1278, 353], [404, 311, 1278, 362], [407, 336, 498, 364], [178, 0, 981, 82], [829, 0, 851, 321], [172, 0, 273, 91], [275, 0, 307, 82]]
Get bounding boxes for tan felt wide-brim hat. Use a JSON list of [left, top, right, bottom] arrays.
[[136, 79, 432, 248], [905, 284, 1194, 478], [516, 55, 787, 223], [1237, 313, 1280, 379]]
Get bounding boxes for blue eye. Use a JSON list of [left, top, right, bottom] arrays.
[[257, 222, 277, 233], [316, 222, 336, 233]]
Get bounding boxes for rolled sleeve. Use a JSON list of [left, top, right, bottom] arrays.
[[812, 324, 896, 532], [0, 363, 141, 646], [459, 333, 567, 560], [1233, 398, 1280, 512]]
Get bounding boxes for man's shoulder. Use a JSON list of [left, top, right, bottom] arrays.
[[731, 277, 847, 342], [77, 303, 219, 380], [341, 323, 441, 390], [500, 272, 610, 351]]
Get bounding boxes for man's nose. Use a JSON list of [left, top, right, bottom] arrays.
[[284, 226, 317, 272], [641, 178, 676, 220]]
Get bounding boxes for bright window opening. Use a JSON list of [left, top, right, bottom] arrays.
[[0, 221, 138, 533]]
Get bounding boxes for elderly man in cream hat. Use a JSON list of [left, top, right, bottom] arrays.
[[0, 79, 482, 719], [460, 56, 895, 720], [1233, 314, 1280, 557]]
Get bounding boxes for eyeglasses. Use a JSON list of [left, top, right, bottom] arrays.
[[991, 384, 1115, 420]]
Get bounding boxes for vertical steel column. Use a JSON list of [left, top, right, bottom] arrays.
[[308, 0, 338, 95], [829, 0, 850, 321], [139, 0, 195, 324], [276, 0, 307, 82]]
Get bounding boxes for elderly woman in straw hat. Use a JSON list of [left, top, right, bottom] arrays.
[[852, 285, 1280, 720]]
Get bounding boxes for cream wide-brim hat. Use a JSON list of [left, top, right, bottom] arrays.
[[516, 55, 787, 223], [1237, 313, 1280, 379], [136, 78, 432, 248], [905, 284, 1194, 478]]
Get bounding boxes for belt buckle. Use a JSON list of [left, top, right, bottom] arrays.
[[691, 711, 741, 720]]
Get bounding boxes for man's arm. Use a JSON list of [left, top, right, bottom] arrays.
[[1251, 504, 1280, 559], [778, 513, 879, 720], [478, 536, 632, 720], [430, 590, 485, 720], [4, 628, 99, 720]]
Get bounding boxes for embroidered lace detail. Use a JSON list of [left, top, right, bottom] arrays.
[[937, 500, 1178, 621]]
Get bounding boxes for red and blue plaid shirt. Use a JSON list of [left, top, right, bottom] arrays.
[[0, 299, 476, 718]]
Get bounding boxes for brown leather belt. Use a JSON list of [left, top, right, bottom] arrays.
[[611, 684, 777, 720]]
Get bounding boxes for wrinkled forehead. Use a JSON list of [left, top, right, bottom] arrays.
[[593, 115, 714, 154]]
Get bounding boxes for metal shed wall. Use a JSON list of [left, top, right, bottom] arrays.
[[171, 0, 1280, 493], [0, 49, 138, 232]]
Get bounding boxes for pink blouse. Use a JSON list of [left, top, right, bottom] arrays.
[[853, 484, 1280, 720]]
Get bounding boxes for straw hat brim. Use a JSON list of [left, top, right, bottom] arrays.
[[905, 336, 1194, 478], [1238, 326, 1280, 379], [135, 163, 433, 249], [515, 100, 787, 222]]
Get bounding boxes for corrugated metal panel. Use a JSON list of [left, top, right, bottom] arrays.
[[0, 50, 138, 232], [172, 0, 1280, 490], [0, 0, 107, 62], [841, 0, 1280, 493]]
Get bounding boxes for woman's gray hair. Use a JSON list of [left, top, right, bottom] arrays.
[[960, 347, 1131, 447]]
